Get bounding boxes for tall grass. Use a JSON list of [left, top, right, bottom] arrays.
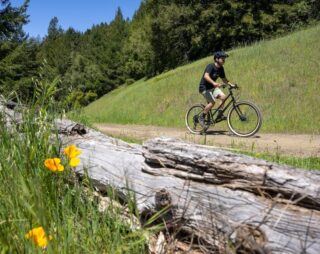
[[83, 24, 320, 134], [0, 80, 146, 253]]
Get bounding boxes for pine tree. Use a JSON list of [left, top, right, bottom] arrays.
[[0, 0, 29, 40], [47, 16, 63, 40], [0, 0, 39, 101], [122, 1, 153, 80]]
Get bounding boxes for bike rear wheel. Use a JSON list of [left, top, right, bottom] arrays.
[[227, 101, 262, 137], [185, 104, 209, 134]]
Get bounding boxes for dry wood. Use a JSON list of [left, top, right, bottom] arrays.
[[142, 137, 320, 211]]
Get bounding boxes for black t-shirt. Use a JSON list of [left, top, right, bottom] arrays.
[[199, 63, 226, 92]]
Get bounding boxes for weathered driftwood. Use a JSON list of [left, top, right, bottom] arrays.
[[55, 119, 320, 254]]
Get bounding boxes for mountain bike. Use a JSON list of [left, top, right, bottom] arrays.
[[185, 84, 262, 137]]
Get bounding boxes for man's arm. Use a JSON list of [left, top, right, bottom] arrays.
[[222, 78, 235, 87], [204, 73, 221, 88], [221, 78, 230, 84]]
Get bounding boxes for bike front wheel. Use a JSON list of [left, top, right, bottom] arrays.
[[227, 101, 262, 137], [185, 104, 209, 134]]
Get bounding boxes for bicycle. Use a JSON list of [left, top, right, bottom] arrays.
[[185, 84, 262, 137]]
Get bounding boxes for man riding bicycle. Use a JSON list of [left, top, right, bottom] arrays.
[[198, 51, 234, 126]]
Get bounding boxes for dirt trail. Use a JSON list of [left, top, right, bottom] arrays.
[[95, 123, 320, 158]]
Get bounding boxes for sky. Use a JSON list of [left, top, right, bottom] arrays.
[[10, 0, 142, 38]]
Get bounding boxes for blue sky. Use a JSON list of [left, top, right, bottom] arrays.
[[11, 0, 142, 38]]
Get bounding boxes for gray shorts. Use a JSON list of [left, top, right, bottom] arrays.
[[201, 88, 224, 103]]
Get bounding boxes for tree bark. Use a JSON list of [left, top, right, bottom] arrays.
[[55, 119, 320, 253]]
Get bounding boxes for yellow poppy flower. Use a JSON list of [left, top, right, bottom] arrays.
[[44, 158, 64, 172], [64, 145, 81, 159], [25, 226, 52, 248], [69, 157, 80, 167]]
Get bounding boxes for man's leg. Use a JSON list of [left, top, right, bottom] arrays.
[[217, 94, 226, 110], [199, 102, 213, 127], [215, 90, 227, 120], [199, 90, 215, 127], [204, 102, 214, 114]]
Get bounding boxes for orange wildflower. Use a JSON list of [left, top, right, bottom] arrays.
[[44, 158, 64, 172], [69, 157, 81, 167], [25, 226, 52, 248], [63, 145, 81, 159]]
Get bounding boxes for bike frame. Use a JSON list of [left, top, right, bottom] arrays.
[[207, 87, 238, 124]]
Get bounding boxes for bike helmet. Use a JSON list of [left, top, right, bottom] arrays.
[[213, 51, 229, 60]]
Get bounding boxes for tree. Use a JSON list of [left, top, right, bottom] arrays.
[[0, 0, 40, 101], [63, 53, 102, 108], [47, 16, 63, 40], [80, 7, 129, 95], [122, 1, 154, 79], [0, 0, 29, 40], [101, 7, 129, 89]]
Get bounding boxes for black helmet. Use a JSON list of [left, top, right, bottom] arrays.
[[213, 51, 229, 60]]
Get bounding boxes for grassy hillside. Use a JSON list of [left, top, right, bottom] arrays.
[[83, 24, 320, 134]]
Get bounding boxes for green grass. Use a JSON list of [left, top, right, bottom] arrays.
[[83, 24, 320, 134], [0, 84, 147, 253], [242, 152, 320, 170]]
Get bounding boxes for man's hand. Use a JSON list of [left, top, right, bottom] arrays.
[[221, 82, 237, 89], [213, 82, 221, 88], [229, 83, 239, 89]]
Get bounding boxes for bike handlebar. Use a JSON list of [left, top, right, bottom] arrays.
[[222, 83, 239, 89]]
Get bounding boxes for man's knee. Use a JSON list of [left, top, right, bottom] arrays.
[[218, 94, 226, 101], [206, 102, 214, 109]]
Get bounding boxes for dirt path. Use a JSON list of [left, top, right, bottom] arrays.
[[95, 123, 320, 158]]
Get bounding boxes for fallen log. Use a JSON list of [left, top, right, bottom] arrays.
[[142, 138, 320, 211], [57, 120, 320, 253]]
